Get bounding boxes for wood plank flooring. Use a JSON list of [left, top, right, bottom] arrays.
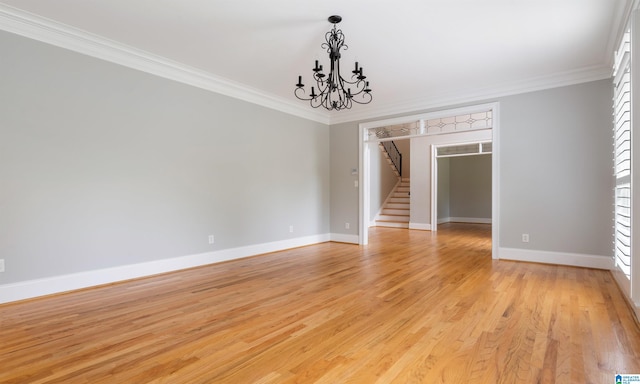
[[1, 223, 639, 383]]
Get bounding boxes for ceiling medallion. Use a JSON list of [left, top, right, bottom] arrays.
[[295, 15, 372, 111]]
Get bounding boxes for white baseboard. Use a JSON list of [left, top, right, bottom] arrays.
[[498, 247, 613, 270], [438, 217, 492, 224], [449, 217, 492, 224], [409, 222, 431, 231], [330, 233, 359, 244], [611, 268, 640, 325], [0, 234, 330, 304]]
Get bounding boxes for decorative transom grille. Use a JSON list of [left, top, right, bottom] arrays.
[[367, 110, 492, 141]]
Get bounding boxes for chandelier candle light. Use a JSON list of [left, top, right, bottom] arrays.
[[295, 15, 372, 111]]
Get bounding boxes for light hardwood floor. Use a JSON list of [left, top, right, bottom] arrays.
[[1, 223, 639, 383]]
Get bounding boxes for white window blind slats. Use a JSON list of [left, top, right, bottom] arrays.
[[616, 185, 632, 276], [614, 30, 630, 72], [613, 28, 632, 281], [614, 54, 630, 87]]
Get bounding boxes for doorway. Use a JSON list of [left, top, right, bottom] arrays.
[[434, 152, 492, 231], [359, 102, 500, 260], [431, 143, 492, 231]]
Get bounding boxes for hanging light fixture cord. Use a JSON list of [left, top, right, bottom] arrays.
[[295, 15, 372, 111]]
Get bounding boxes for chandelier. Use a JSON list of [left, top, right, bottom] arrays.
[[295, 15, 372, 111]]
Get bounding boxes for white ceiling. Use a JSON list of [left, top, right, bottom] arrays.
[[0, 0, 631, 123]]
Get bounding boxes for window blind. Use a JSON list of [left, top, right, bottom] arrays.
[[614, 28, 632, 280]]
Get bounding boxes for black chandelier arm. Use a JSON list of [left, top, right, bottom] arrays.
[[294, 78, 330, 102], [341, 75, 370, 96], [294, 74, 371, 110], [347, 91, 372, 106]]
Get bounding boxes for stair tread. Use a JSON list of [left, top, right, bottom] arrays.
[[375, 222, 410, 229], [377, 218, 410, 222], [378, 178, 411, 228]]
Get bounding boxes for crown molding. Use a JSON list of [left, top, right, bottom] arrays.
[[0, 4, 331, 125], [0, 4, 617, 127], [329, 64, 613, 125]]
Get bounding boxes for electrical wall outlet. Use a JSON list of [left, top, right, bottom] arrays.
[[345, 222, 350, 229], [0, 259, 4, 273], [289, 225, 294, 233], [208, 235, 215, 244], [522, 234, 530, 243]]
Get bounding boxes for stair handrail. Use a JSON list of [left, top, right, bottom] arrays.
[[382, 140, 402, 177]]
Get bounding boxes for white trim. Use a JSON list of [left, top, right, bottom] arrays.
[[607, 0, 640, 68], [499, 247, 614, 270], [331, 66, 612, 125], [447, 217, 492, 224], [360, 103, 498, 133], [330, 233, 359, 244], [0, 234, 330, 304], [359, 133, 371, 245], [0, 4, 330, 125], [409, 223, 431, 231], [632, 301, 640, 324], [491, 102, 501, 260], [613, 267, 633, 302], [430, 141, 495, 232], [431, 145, 438, 232]]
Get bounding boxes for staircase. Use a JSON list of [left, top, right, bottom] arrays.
[[375, 179, 410, 228]]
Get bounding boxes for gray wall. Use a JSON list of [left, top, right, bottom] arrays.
[[330, 79, 614, 258], [500, 80, 613, 255], [0, 28, 615, 288], [0, 31, 330, 284], [436, 154, 491, 222], [437, 158, 451, 220], [395, 139, 411, 178], [329, 122, 359, 236], [369, 144, 398, 219], [449, 154, 492, 220]]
